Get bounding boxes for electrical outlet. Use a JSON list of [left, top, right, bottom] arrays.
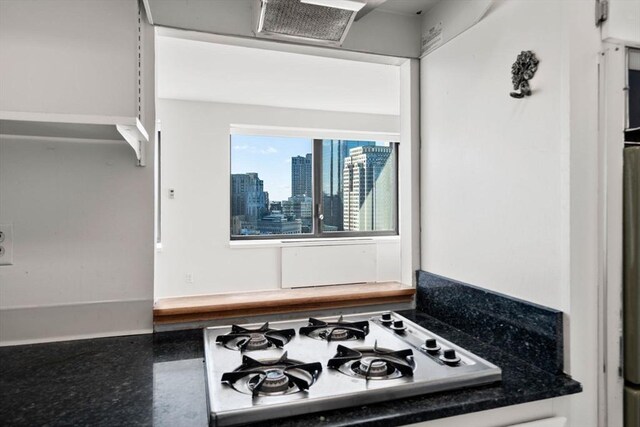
[[0, 224, 13, 266], [185, 273, 194, 284]]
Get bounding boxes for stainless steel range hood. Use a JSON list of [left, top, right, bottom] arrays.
[[254, 0, 367, 46]]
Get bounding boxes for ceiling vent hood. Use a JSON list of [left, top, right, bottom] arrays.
[[255, 0, 366, 46]]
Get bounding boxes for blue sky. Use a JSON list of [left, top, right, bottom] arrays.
[[231, 134, 312, 201]]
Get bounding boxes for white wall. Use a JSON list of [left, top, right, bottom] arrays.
[[0, 0, 138, 117], [0, 0, 156, 346], [602, 0, 640, 45], [561, 3, 602, 427], [420, 1, 600, 426], [157, 35, 400, 115], [155, 99, 400, 298], [0, 136, 155, 344], [421, 1, 565, 310]]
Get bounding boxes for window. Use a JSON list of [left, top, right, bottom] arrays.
[[230, 133, 398, 239]]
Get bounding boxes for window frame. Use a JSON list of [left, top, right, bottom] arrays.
[[229, 132, 399, 241]]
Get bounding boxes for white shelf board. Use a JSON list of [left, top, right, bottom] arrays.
[[0, 111, 149, 166]]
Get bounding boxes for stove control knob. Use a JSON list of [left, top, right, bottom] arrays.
[[424, 338, 441, 354], [390, 320, 407, 333], [381, 312, 392, 323], [440, 349, 461, 366]]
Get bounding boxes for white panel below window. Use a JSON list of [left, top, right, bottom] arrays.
[[281, 243, 377, 288], [376, 240, 401, 282]]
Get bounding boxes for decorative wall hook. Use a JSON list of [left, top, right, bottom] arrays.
[[510, 50, 539, 98]]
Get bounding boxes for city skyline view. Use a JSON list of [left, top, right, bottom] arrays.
[[230, 134, 395, 237], [231, 134, 312, 202]]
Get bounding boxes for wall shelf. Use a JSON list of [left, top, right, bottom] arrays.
[[0, 111, 149, 166]]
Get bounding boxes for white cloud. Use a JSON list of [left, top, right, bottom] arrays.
[[261, 146, 278, 154]]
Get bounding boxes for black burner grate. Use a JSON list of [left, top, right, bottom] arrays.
[[328, 340, 414, 380], [221, 352, 322, 397], [215, 322, 295, 351], [299, 315, 369, 341]]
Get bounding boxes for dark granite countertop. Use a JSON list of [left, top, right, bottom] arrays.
[[0, 309, 581, 427]]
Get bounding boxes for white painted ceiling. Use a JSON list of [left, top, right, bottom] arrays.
[[377, 0, 439, 16], [157, 36, 400, 116]]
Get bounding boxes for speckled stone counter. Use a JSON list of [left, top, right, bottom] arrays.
[[0, 308, 580, 427], [416, 271, 565, 374]]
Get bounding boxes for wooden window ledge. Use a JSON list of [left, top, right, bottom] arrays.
[[153, 282, 415, 325]]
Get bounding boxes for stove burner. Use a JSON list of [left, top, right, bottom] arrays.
[[216, 322, 295, 351], [328, 340, 414, 380], [300, 316, 369, 341], [326, 328, 349, 340], [245, 333, 269, 350], [249, 369, 290, 393], [221, 352, 322, 397], [358, 358, 389, 377]]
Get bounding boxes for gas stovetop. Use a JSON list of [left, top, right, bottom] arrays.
[[203, 311, 501, 426]]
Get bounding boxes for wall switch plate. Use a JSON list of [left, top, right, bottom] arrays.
[[0, 224, 14, 266], [185, 273, 194, 284]]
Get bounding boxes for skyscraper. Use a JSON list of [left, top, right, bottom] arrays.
[[282, 195, 313, 233], [322, 140, 376, 231], [291, 153, 312, 197], [343, 145, 394, 231], [231, 172, 268, 234], [258, 213, 302, 235]]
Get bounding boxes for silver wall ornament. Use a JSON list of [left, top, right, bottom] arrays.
[[510, 51, 539, 98]]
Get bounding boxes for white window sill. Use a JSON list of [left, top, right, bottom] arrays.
[[228, 235, 400, 249]]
